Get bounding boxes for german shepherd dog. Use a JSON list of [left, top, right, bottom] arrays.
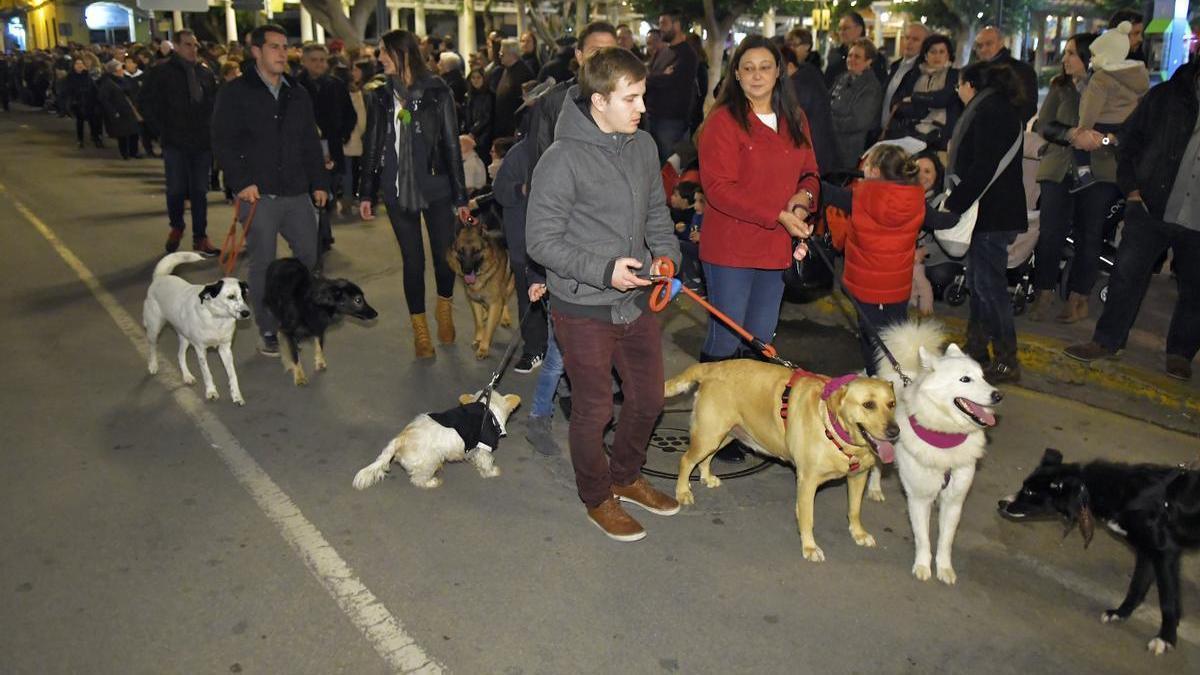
[[999, 449, 1200, 655], [264, 258, 378, 386], [446, 223, 514, 360]]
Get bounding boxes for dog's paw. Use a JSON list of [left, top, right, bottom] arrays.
[[1101, 610, 1126, 624], [314, 357, 327, 372], [481, 466, 501, 478], [292, 370, 308, 386], [676, 488, 695, 506], [1147, 638, 1173, 656], [205, 387, 219, 401], [472, 336, 483, 349], [475, 347, 490, 360], [912, 563, 932, 581], [866, 488, 886, 502], [802, 545, 826, 562], [702, 475, 722, 489], [851, 530, 876, 547], [232, 394, 245, 406], [936, 565, 957, 585], [416, 476, 442, 489], [182, 373, 196, 385], [500, 315, 512, 328], [148, 362, 159, 375]]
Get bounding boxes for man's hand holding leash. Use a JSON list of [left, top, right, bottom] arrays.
[[611, 257, 653, 291]]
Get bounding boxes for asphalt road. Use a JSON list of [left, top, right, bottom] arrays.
[[2, 109, 1198, 674]]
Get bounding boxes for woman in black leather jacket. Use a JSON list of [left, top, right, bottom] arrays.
[[359, 29, 470, 359]]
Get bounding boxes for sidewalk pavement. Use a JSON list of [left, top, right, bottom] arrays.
[[784, 271, 1200, 436]]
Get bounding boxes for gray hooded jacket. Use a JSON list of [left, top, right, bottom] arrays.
[[526, 85, 680, 324]]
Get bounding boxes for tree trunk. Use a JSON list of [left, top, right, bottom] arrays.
[[700, 0, 749, 110], [574, 0, 588, 36], [300, 0, 373, 48]]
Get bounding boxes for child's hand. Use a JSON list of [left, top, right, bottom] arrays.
[[793, 242, 808, 262], [675, 222, 686, 233], [689, 231, 700, 243], [914, 246, 927, 263]]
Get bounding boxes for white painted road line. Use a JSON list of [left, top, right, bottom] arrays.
[[2, 183, 444, 674]]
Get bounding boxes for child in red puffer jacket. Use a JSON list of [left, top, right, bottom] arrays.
[[818, 144, 950, 372]]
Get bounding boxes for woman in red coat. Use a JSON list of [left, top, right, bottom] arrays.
[[698, 35, 819, 363]]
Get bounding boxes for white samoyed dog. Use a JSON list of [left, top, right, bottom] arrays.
[[868, 321, 1002, 584]]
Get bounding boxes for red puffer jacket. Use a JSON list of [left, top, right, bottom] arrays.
[[698, 106, 820, 270], [837, 180, 926, 304]]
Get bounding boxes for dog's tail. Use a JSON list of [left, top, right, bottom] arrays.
[[352, 435, 405, 490], [876, 320, 946, 382], [153, 252, 207, 278], [664, 363, 712, 398]]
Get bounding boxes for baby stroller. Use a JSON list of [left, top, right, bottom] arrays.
[[925, 210, 1040, 314], [1058, 198, 1123, 304]]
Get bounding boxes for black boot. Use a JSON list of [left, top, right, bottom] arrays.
[[986, 346, 1021, 384]]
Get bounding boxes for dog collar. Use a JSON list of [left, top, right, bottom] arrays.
[[908, 415, 968, 449]]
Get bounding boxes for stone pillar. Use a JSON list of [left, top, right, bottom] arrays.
[[315, 22, 325, 44], [414, 0, 426, 37], [458, 0, 474, 57], [763, 7, 775, 38], [172, 10, 183, 32], [225, 0, 238, 45], [390, 7, 400, 31], [300, 5, 314, 42]]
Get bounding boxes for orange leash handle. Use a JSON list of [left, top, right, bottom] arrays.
[[218, 198, 258, 276], [648, 257, 780, 361]]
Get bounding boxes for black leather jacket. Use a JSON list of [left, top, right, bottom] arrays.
[[358, 74, 467, 209]]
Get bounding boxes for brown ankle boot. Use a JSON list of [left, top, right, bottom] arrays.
[[434, 296, 455, 344], [1028, 290, 1056, 322], [410, 314, 435, 358], [1057, 292, 1089, 324]]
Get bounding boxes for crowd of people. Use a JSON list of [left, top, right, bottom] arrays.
[[1, 6, 1196, 541]]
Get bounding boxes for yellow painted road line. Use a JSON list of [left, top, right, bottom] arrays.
[[1, 183, 443, 674]]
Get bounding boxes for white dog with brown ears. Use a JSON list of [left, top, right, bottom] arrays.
[[143, 252, 250, 405], [869, 321, 1002, 584], [353, 392, 521, 489]]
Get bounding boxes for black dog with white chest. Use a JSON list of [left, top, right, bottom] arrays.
[[264, 258, 378, 386], [999, 448, 1200, 655]]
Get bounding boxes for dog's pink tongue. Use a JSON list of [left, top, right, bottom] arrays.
[[464, 273, 477, 285], [963, 399, 997, 426], [874, 439, 896, 464]]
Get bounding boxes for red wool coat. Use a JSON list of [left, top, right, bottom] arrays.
[[697, 106, 821, 270], [836, 180, 926, 304]]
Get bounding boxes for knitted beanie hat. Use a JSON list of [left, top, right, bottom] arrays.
[[1090, 21, 1132, 69]]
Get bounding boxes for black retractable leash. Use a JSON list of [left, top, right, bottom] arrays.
[[800, 208, 914, 388], [474, 302, 539, 440]]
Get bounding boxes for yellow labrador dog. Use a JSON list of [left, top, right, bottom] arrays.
[[664, 360, 899, 562]]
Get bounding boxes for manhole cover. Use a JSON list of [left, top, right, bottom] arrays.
[[650, 427, 691, 453]]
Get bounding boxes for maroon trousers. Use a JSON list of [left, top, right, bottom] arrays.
[[552, 310, 665, 508]]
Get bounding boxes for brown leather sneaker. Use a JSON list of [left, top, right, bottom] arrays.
[[586, 498, 646, 542], [612, 477, 681, 516], [1063, 341, 1119, 363]]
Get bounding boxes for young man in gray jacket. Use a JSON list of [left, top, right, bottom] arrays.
[[526, 48, 681, 542]]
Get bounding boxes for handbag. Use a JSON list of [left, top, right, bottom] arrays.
[[931, 133, 1022, 258], [783, 201, 836, 303]]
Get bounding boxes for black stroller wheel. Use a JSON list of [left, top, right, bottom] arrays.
[[945, 282, 967, 307]]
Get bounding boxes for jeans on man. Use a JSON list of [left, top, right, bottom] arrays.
[[701, 262, 785, 358], [648, 116, 689, 165], [552, 310, 664, 508], [966, 230, 1019, 361], [1092, 207, 1200, 360], [240, 195, 319, 336], [1034, 179, 1122, 294], [531, 319, 565, 418], [164, 145, 213, 240]]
